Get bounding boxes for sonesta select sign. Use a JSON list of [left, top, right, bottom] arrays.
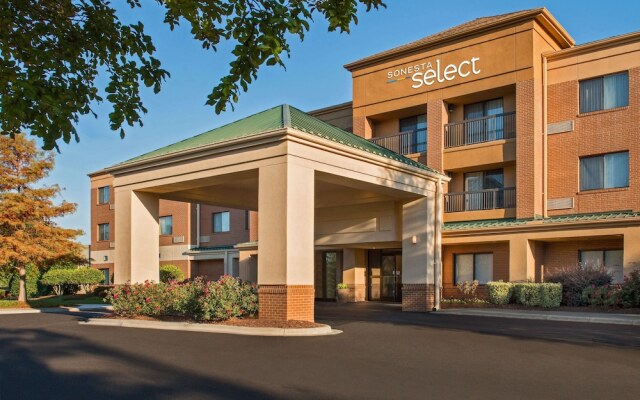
[[386, 57, 481, 89]]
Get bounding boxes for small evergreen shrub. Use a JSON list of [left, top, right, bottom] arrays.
[[512, 283, 562, 308], [159, 264, 185, 283], [486, 281, 513, 305], [546, 263, 612, 306]]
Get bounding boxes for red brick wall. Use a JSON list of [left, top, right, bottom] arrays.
[[539, 238, 623, 279], [516, 78, 540, 219], [199, 205, 250, 246], [91, 182, 115, 251], [159, 200, 191, 247], [426, 100, 444, 172], [258, 285, 315, 321], [547, 67, 640, 215], [402, 284, 435, 311]]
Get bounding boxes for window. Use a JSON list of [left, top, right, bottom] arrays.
[[98, 223, 110, 241], [580, 249, 624, 284], [580, 152, 628, 191], [98, 186, 110, 204], [245, 210, 250, 230], [464, 98, 505, 141], [399, 114, 427, 153], [464, 169, 506, 210], [159, 216, 173, 235], [455, 253, 493, 284], [579, 71, 628, 113], [213, 211, 230, 233]]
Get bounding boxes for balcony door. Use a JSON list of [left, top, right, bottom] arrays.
[[464, 169, 504, 211], [399, 114, 427, 154], [464, 98, 504, 143]]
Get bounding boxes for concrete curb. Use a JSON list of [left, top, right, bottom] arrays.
[[80, 318, 342, 337], [0, 308, 41, 315], [436, 309, 640, 326], [0, 304, 113, 315]]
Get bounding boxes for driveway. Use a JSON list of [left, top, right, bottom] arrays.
[[0, 303, 638, 399]]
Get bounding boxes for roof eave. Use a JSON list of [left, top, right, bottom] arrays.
[[344, 8, 573, 72]]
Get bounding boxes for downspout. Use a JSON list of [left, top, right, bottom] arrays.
[[433, 178, 443, 311]]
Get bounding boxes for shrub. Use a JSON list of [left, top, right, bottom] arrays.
[[619, 270, 640, 308], [581, 285, 621, 307], [106, 276, 258, 321], [41, 267, 104, 295], [159, 264, 185, 283], [546, 263, 612, 306], [336, 283, 348, 290], [486, 281, 513, 305], [41, 269, 72, 296], [69, 268, 105, 293], [456, 280, 479, 297], [512, 283, 562, 308]]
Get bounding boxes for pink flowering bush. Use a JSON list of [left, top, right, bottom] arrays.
[[105, 276, 258, 321]]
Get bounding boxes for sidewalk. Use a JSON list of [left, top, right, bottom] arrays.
[[436, 308, 640, 326]]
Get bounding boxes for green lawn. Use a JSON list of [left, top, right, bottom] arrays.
[[0, 295, 107, 309]]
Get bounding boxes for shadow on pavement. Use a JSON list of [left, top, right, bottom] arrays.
[[0, 318, 279, 400], [314, 302, 640, 348]]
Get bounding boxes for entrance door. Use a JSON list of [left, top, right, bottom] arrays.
[[367, 250, 402, 302], [315, 251, 343, 300], [100, 269, 110, 285]]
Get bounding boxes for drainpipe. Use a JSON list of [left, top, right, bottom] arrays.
[[433, 178, 443, 311]]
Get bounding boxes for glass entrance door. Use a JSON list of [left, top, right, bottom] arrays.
[[368, 250, 402, 302]]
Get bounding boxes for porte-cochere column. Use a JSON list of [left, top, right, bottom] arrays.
[[257, 161, 315, 321], [114, 190, 160, 284]]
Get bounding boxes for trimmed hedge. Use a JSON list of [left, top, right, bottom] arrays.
[[41, 268, 104, 295], [513, 283, 562, 308], [486, 281, 562, 308], [486, 281, 513, 305], [159, 264, 184, 283]]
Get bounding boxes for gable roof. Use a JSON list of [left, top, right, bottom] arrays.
[[117, 105, 442, 175], [345, 8, 573, 71]]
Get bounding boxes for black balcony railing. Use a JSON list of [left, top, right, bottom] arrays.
[[444, 187, 516, 213], [368, 129, 427, 155], [444, 112, 516, 148]]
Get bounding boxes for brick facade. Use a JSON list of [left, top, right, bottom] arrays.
[[402, 284, 435, 312], [258, 285, 315, 321], [547, 67, 640, 216]]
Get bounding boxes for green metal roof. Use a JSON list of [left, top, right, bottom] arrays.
[[189, 245, 235, 252], [120, 105, 440, 174], [443, 211, 640, 231]]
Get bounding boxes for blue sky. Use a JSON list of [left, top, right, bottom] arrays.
[[41, 0, 640, 244]]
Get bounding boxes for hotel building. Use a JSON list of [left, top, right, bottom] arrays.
[[89, 8, 640, 320]]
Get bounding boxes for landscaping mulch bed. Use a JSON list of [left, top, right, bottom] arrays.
[[100, 314, 323, 328], [441, 303, 640, 314]]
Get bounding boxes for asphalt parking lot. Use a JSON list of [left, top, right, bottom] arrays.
[[1, 303, 639, 400]]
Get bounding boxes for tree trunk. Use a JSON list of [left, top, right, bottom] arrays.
[[18, 265, 27, 303]]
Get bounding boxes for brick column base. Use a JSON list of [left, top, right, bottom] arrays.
[[402, 284, 435, 312], [258, 285, 315, 322]]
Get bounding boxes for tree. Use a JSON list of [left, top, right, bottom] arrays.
[[1, 0, 385, 150], [0, 134, 83, 302]]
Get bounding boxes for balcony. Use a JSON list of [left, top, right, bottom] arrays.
[[445, 187, 516, 213], [369, 129, 427, 155], [444, 112, 516, 149]]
